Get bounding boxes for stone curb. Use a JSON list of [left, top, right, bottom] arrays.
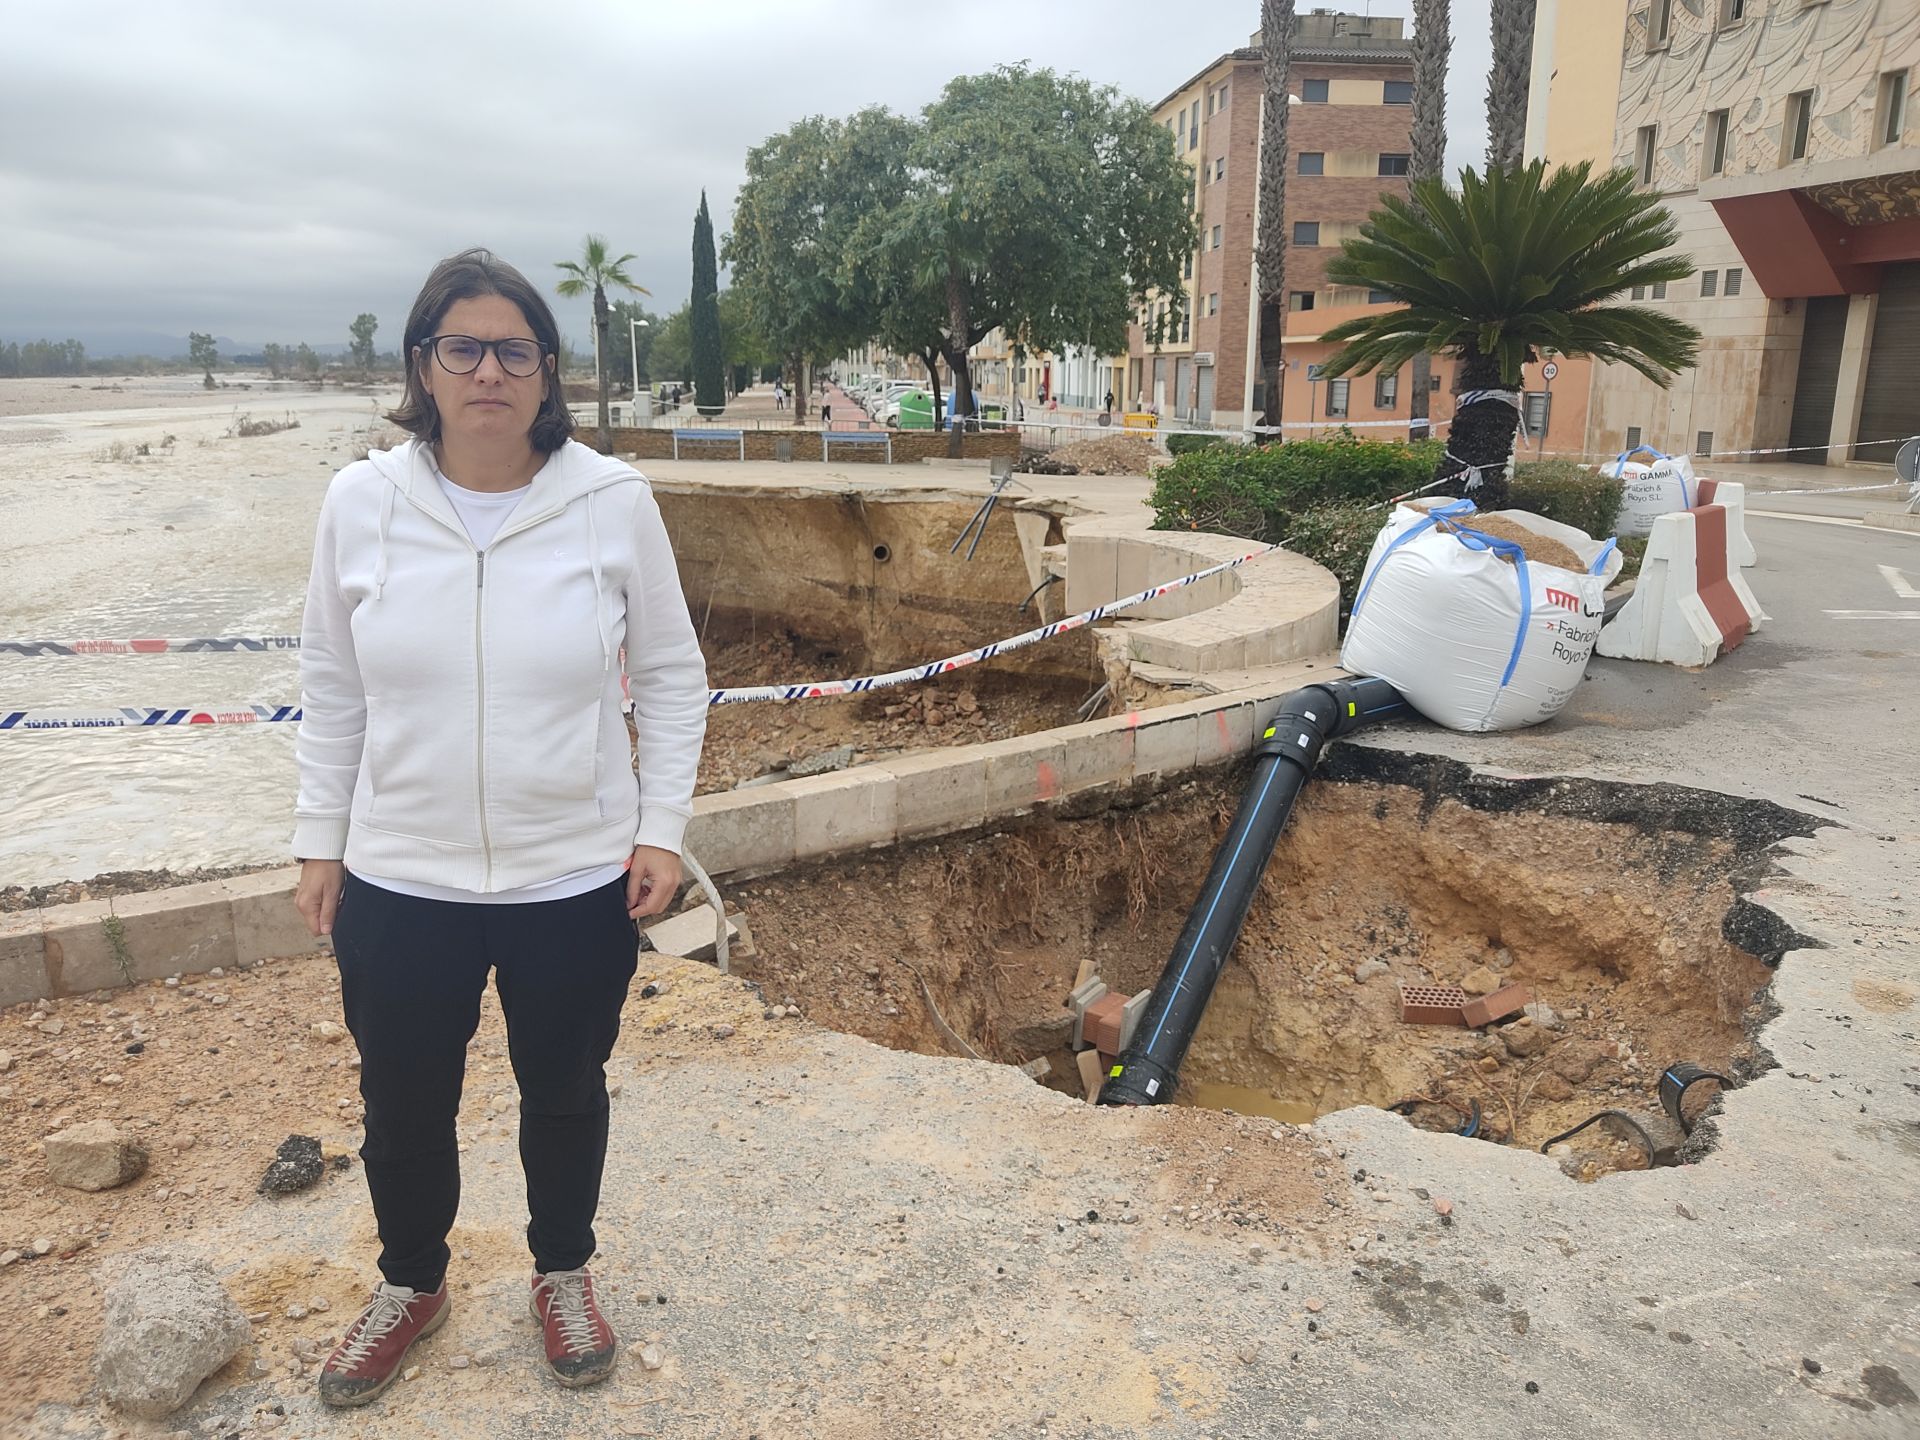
[[0, 684, 1322, 1006]]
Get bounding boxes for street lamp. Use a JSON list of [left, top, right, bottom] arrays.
[[629, 316, 650, 399]]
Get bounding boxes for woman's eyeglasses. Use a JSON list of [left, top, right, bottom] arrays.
[[424, 334, 547, 377]]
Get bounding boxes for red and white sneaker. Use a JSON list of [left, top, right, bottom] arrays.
[[318, 1280, 450, 1407], [530, 1267, 618, 1387]]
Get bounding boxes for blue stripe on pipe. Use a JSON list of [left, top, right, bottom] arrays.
[[1138, 752, 1289, 1055]]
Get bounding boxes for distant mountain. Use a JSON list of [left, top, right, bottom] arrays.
[[0, 329, 350, 360]]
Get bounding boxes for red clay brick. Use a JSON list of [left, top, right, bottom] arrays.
[[1400, 984, 1469, 1027], [1083, 993, 1129, 1056], [1462, 984, 1533, 1029]]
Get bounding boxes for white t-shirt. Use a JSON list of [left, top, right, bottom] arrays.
[[355, 466, 629, 907]]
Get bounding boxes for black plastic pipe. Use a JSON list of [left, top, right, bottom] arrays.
[[1097, 676, 1408, 1107]]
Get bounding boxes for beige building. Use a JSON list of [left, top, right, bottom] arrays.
[[1554, 0, 1920, 466]]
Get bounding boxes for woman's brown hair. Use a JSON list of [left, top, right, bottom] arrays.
[[387, 248, 576, 453]]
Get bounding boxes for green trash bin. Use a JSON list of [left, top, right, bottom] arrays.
[[896, 391, 934, 430]]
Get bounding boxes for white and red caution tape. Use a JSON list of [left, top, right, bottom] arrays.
[[1, 705, 301, 732], [705, 545, 1279, 705], [0, 635, 302, 657]]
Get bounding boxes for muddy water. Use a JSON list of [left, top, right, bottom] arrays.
[[0, 381, 385, 889], [1178, 1080, 1316, 1126]]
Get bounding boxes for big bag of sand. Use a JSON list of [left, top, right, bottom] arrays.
[[1340, 499, 1623, 733], [1600, 444, 1697, 537]]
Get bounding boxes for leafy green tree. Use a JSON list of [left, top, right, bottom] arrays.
[[1318, 161, 1699, 509], [188, 332, 218, 387], [295, 342, 320, 378], [604, 300, 662, 393], [262, 343, 287, 379], [348, 313, 379, 373], [555, 235, 648, 450], [649, 303, 694, 387], [689, 193, 726, 416], [725, 108, 912, 424], [857, 65, 1194, 453]]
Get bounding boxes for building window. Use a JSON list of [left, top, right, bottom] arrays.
[[1786, 90, 1814, 161], [1219, 84, 1229, 108], [1375, 371, 1399, 409], [1215, 157, 1226, 181], [1724, 267, 1743, 295], [1326, 379, 1350, 417], [1877, 70, 1910, 149], [1636, 124, 1658, 185], [1181, 313, 1191, 342], [1700, 269, 1717, 297], [1650, 0, 1673, 46], [1383, 80, 1413, 105], [1303, 78, 1329, 103], [1208, 89, 1217, 117], [1631, 284, 1647, 300], [1378, 153, 1411, 176], [1652, 280, 1667, 299], [1184, 253, 1193, 279], [1625, 425, 1643, 449], [1719, 0, 1745, 25], [1696, 431, 1714, 457], [1368, 288, 1393, 304], [1294, 221, 1320, 245], [1705, 109, 1730, 176], [1207, 293, 1220, 316], [1524, 391, 1551, 435], [1298, 151, 1325, 175], [1290, 291, 1316, 312], [1211, 224, 1223, 249]]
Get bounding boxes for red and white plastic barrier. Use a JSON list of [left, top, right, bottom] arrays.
[[1691, 479, 1757, 567], [1597, 504, 1766, 667]]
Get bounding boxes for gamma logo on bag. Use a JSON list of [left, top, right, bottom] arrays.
[[1544, 587, 1581, 612]]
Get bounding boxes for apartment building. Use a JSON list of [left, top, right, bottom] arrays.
[[1577, 0, 1920, 464]]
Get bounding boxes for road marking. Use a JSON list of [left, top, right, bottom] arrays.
[[1748, 510, 1864, 529], [1879, 564, 1920, 599], [1824, 609, 1920, 620]]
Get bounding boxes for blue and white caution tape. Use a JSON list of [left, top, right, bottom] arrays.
[[706, 545, 1279, 706], [0, 635, 302, 658], [0, 705, 301, 732]]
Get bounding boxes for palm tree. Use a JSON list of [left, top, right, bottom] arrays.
[[1317, 161, 1699, 510], [1256, 0, 1296, 434], [555, 235, 648, 453], [1410, 0, 1450, 184], [1409, 0, 1451, 429], [1485, 0, 1536, 173]]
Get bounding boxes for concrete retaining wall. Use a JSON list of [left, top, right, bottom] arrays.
[[0, 687, 1306, 1006], [600, 427, 1020, 464]]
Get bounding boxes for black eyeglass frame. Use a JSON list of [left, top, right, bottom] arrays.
[[421, 334, 550, 377]]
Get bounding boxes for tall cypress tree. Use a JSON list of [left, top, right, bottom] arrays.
[[690, 191, 726, 416]]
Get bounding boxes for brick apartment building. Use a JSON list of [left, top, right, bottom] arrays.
[[1127, 10, 1419, 435]]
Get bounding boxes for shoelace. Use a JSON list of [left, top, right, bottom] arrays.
[[537, 1270, 601, 1355], [334, 1284, 416, 1368]]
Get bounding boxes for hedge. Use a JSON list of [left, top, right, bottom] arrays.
[[1148, 439, 1632, 616], [1165, 432, 1231, 457]]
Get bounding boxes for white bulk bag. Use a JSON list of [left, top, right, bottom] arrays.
[[1340, 499, 1624, 733], [1602, 445, 1696, 537]]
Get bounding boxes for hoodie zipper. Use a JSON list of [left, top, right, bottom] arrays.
[[474, 549, 492, 890]]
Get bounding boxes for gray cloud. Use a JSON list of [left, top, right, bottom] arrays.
[[0, 0, 1493, 353]]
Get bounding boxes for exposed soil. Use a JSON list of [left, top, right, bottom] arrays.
[[725, 769, 1778, 1167], [1018, 434, 1161, 476], [0, 864, 286, 915], [695, 630, 1100, 794]]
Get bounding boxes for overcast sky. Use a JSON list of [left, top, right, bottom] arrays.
[[0, 0, 1493, 354]]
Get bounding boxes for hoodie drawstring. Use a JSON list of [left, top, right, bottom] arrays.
[[373, 483, 395, 600], [587, 489, 610, 805]]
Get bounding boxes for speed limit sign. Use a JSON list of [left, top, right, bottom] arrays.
[[1541, 361, 1559, 380]]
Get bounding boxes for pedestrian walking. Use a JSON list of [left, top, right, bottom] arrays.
[[293, 248, 707, 1408], [774, 380, 786, 411], [821, 402, 833, 426], [1103, 389, 1115, 414]]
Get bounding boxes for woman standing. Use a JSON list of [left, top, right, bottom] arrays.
[[292, 248, 707, 1406]]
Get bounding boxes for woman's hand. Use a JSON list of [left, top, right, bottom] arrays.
[[295, 859, 346, 937], [626, 845, 682, 920]]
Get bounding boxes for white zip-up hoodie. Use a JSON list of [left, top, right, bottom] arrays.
[[293, 437, 708, 891]]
